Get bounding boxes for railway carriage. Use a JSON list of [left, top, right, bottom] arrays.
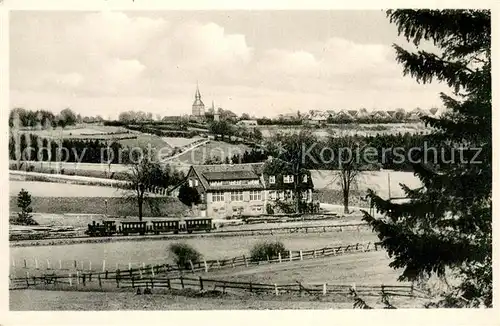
[[86, 218, 212, 237], [184, 218, 212, 234]]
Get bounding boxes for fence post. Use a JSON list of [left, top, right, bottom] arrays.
[[76, 271, 80, 285], [274, 284, 279, 296], [289, 251, 293, 262], [142, 262, 146, 269], [24, 259, 27, 268], [411, 283, 414, 297], [98, 274, 102, 288], [180, 275, 184, 289], [217, 260, 221, 269], [167, 278, 171, 290], [34, 258, 39, 269], [116, 269, 120, 288], [323, 283, 327, 296], [128, 262, 132, 271], [89, 261, 92, 271], [26, 271, 30, 288], [74, 260, 77, 269], [102, 260, 106, 272], [231, 258, 235, 268], [300, 250, 303, 261], [59, 259, 62, 270], [249, 282, 252, 293], [46, 259, 51, 270], [132, 277, 135, 288], [203, 260, 208, 272], [151, 266, 155, 277], [356, 243, 359, 251], [313, 250, 316, 258], [150, 277, 154, 289], [199, 277, 204, 291], [278, 252, 282, 263], [82, 274, 86, 286], [189, 260, 195, 273], [139, 268, 143, 279], [68, 273, 72, 286], [243, 255, 248, 267]]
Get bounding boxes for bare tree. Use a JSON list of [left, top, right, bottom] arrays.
[[121, 148, 184, 221], [267, 128, 317, 213], [325, 134, 366, 214]]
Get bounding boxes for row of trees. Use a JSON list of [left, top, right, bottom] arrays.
[[208, 120, 263, 142], [9, 108, 103, 129], [215, 131, 436, 172], [8, 134, 130, 164]]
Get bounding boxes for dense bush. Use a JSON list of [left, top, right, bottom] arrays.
[[298, 201, 320, 214], [169, 243, 202, 269], [177, 184, 201, 207], [266, 203, 275, 215], [250, 241, 288, 262]]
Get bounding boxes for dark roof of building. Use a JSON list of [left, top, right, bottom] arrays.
[[203, 170, 259, 181], [191, 163, 265, 190]]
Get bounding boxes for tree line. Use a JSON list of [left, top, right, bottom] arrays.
[[224, 131, 436, 172], [9, 133, 132, 164], [9, 108, 103, 129]]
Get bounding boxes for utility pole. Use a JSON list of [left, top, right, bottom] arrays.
[[387, 172, 391, 200]]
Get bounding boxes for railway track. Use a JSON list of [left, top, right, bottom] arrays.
[[10, 222, 370, 247]]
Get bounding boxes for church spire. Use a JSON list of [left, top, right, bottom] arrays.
[[192, 81, 205, 116], [195, 81, 201, 100]]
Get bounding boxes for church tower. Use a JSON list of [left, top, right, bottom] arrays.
[[192, 83, 205, 116]]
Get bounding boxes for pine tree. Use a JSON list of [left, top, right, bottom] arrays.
[[362, 10, 491, 307], [16, 188, 37, 225]]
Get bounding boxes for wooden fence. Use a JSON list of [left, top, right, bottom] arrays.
[[13, 241, 382, 276], [9, 274, 429, 299]]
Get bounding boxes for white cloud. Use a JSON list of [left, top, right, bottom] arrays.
[[10, 12, 446, 117]]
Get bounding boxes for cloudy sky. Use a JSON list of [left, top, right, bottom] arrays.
[[10, 11, 449, 119]]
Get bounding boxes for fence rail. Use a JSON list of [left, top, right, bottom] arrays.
[[9, 273, 429, 299], [12, 241, 382, 281]]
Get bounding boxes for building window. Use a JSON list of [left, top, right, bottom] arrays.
[[269, 190, 277, 200], [231, 191, 244, 202], [269, 176, 276, 184], [302, 175, 308, 183], [194, 179, 199, 186], [229, 180, 242, 185], [279, 191, 284, 200], [210, 181, 223, 186], [249, 190, 262, 201], [284, 175, 294, 183], [212, 191, 224, 202], [247, 179, 259, 185], [188, 179, 193, 187]]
